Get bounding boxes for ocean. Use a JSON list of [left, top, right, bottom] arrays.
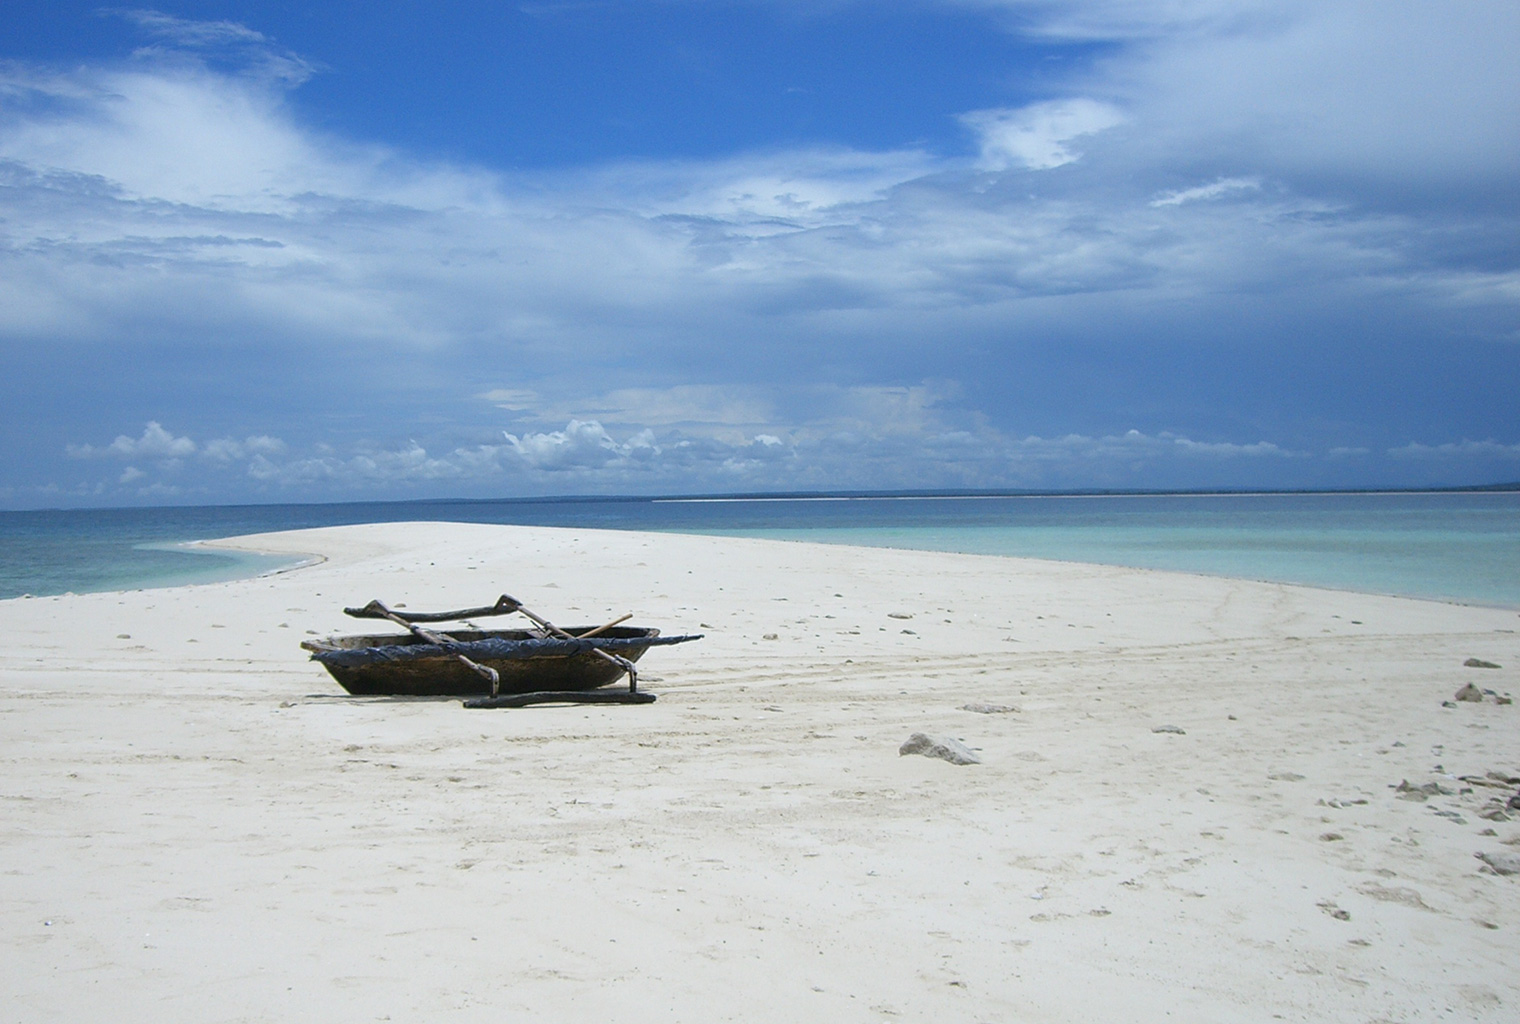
[[1, 491, 1517, 608]]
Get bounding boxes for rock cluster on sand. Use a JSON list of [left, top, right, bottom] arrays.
[[1476, 851, 1520, 876], [1395, 779, 1453, 802], [960, 702, 1018, 714], [899, 732, 981, 765], [1452, 681, 1513, 705]]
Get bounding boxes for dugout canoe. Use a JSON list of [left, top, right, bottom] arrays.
[[301, 625, 700, 697]]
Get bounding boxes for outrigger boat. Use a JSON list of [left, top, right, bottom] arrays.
[[301, 594, 701, 707]]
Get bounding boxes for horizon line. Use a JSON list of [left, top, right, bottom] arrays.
[[5, 480, 1519, 514]]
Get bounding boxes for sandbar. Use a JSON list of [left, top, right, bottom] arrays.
[[2, 522, 1517, 1021]]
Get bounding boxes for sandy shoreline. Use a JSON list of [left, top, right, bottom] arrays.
[[3, 521, 1518, 1021]]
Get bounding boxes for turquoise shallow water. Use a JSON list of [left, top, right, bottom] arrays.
[[1, 492, 1517, 607]]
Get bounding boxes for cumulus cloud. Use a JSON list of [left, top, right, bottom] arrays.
[[67, 421, 196, 459], [502, 420, 631, 471], [961, 99, 1126, 171], [201, 435, 287, 462], [59, 409, 1324, 501]]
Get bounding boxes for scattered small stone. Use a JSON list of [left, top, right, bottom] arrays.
[[1320, 832, 1344, 842], [1476, 851, 1520, 876], [887, 613, 913, 620], [1480, 828, 1499, 837], [1455, 683, 1485, 702], [1441, 701, 1458, 708], [1270, 772, 1306, 782], [1499, 696, 1514, 705], [116, 633, 130, 639], [900, 629, 916, 635], [1478, 806, 1511, 822], [1152, 724, 1186, 735], [762, 633, 778, 641], [1465, 658, 1502, 669], [899, 732, 981, 766], [1433, 809, 1468, 824], [1317, 900, 1351, 921], [960, 702, 1018, 715]]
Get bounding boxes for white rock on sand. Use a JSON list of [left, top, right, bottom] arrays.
[[2, 521, 1518, 1022]]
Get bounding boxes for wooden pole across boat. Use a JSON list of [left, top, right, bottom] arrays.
[[506, 601, 642, 692]]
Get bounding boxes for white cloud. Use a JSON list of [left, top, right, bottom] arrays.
[[594, 148, 938, 230], [114, 9, 272, 48], [60, 407, 1318, 499], [1150, 176, 1261, 207], [954, 1, 1277, 41], [1004, 428, 1297, 463], [67, 421, 196, 459], [109, 7, 318, 86], [502, 420, 631, 471], [1389, 440, 1520, 461], [516, 385, 778, 431], [961, 99, 1126, 171], [202, 435, 287, 462]]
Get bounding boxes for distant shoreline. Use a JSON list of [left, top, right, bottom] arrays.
[[4, 480, 1519, 515]]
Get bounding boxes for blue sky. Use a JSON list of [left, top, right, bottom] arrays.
[[1, 1, 1517, 506]]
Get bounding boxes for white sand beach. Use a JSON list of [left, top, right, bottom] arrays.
[[3, 521, 1518, 1022]]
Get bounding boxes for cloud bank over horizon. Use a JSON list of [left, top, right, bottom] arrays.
[[2, 1, 1517, 506]]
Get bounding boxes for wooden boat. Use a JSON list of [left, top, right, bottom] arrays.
[[302, 625, 695, 697], [301, 594, 701, 706]]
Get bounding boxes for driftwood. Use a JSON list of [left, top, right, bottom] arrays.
[[345, 595, 522, 623], [463, 690, 658, 709]]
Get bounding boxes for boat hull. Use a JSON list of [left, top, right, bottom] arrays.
[[301, 626, 661, 696]]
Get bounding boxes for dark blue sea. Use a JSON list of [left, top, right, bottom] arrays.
[[1, 492, 1517, 608]]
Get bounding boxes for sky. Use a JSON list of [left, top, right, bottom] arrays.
[[1, 1, 1517, 507]]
